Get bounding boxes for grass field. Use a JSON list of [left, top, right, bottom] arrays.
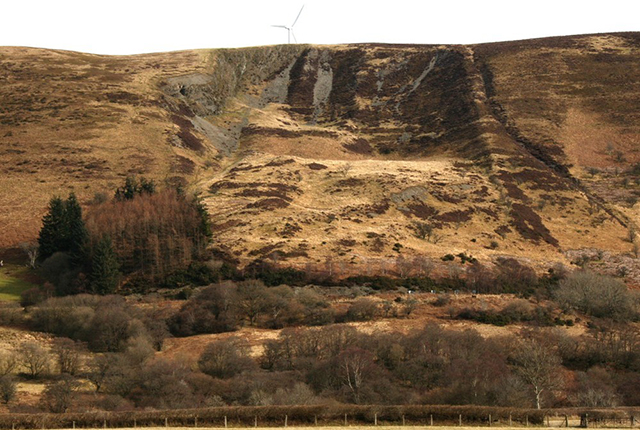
[[0, 263, 36, 301]]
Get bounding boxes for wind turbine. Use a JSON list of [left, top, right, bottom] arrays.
[[272, 5, 304, 44]]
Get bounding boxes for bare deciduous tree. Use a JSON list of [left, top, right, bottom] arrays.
[[52, 337, 85, 375], [41, 375, 80, 412], [0, 351, 18, 376], [20, 242, 38, 269], [18, 341, 50, 378], [337, 347, 376, 404], [236, 280, 270, 326], [510, 338, 562, 409]]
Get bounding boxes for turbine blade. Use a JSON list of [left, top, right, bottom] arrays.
[[291, 31, 298, 44], [291, 5, 304, 27], [272, 25, 288, 29]]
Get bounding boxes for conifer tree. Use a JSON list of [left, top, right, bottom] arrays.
[[194, 195, 213, 241], [90, 236, 120, 295], [64, 193, 88, 266], [114, 176, 156, 201], [38, 193, 89, 268], [114, 176, 138, 201], [38, 196, 66, 260]]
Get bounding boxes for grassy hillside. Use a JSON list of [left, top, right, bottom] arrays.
[[2, 34, 640, 277], [0, 264, 37, 301]]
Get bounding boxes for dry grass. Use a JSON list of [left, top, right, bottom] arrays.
[[2, 35, 639, 276]]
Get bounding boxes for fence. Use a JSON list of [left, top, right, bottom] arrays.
[[0, 405, 638, 429]]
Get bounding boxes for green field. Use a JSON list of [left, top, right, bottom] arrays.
[[0, 263, 36, 301]]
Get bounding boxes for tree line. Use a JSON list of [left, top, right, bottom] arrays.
[[4, 320, 640, 412]]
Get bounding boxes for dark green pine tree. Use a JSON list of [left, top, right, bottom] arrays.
[[194, 195, 213, 241], [139, 177, 156, 196], [64, 193, 89, 266], [90, 236, 120, 295], [114, 176, 138, 201], [38, 196, 66, 260]]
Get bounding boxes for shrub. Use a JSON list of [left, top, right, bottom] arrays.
[[346, 298, 379, 322], [343, 275, 399, 291], [0, 375, 16, 404], [168, 283, 240, 336], [554, 270, 637, 321], [432, 295, 452, 307], [198, 338, 255, 379], [29, 295, 154, 353]]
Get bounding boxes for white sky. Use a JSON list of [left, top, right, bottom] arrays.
[[1, 0, 639, 55]]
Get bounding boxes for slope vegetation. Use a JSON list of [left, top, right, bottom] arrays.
[[2, 34, 639, 273]]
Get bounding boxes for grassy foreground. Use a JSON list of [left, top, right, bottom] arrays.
[[0, 263, 36, 301]]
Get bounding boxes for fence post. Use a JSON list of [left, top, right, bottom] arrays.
[[509, 414, 512, 427], [254, 416, 258, 428], [104, 419, 107, 428], [459, 414, 462, 426], [375, 414, 378, 426], [224, 416, 228, 428], [547, 416, 550, 427], [402, 415, 406, 426], [565, 415, 569, 427], [526, 415, 529, 427], [344, 414, 348, 426], [134, 418, 137, 428], [285, 415, 288, 427], [195, 416, 198, 428], [430, 414, 433, 426], [632, 416, 636, 428], [73, 422, 76, 430], [165, 417, 168, 428], [489, 414, 492, 427], [315, 415, 318, 426]]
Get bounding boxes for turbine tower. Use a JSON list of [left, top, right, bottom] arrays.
[[272, 5, 304, 44]]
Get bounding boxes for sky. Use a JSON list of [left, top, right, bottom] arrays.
[[1, 0, 639, 55]]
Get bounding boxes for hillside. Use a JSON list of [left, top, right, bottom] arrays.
[[2, 34, 640, 275]]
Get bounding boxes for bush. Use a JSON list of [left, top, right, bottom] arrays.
[[28, 295, 156, 353], [0, 375, 16, 404], [432, 295, 452, 307], [343, 275, 399, 291], [19, 284, 54, 308], [168, 283, 240, 336], [198, 338, 255, 379], [0, 302, 26, 326], [256, 266, 308, 287], [555, 270, 637, 321], [346, 298, 379, 322]]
